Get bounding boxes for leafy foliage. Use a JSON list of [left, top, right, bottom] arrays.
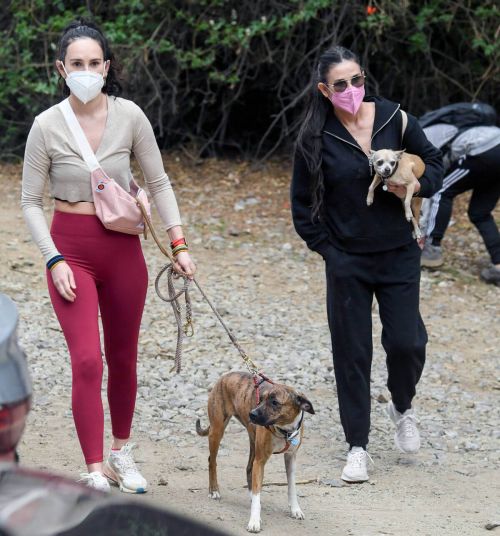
[[1, 0, 498, 159]]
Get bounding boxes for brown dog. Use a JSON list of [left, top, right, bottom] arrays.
[[196, 371, 315, 533], [367, 149, 425, 238]]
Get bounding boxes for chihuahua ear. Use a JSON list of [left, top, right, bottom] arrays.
[[394, 149, 405, 160], [297, 394, 315, 415]]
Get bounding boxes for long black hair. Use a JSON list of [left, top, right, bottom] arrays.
[[57, 19, 122, 97], [296, 46, 360, 219]]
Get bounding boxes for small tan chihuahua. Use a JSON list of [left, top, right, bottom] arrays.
[[367, 149, 425, 239]]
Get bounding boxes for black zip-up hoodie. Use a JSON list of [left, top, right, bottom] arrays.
[[291, 96, 444, 256]]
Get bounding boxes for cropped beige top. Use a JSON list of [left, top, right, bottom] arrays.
[[21, 95, 182, 262]]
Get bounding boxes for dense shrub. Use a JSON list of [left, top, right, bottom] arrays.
[[1, 0, 498, 160]]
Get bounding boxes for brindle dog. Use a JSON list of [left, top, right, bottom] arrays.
[[196, 371, 315, 533]]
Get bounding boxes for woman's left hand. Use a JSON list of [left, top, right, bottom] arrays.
[[173, 251, 196, 279], [386, 182, 421, 199]]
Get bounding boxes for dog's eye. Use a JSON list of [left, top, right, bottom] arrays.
[[271, 399, 280, 407], [376, 160, 383, 166], [390, 161, 395, 165]]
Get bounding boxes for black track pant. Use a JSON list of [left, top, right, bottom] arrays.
[[426, 144, 500, 264], [324, 241, 427, 448]]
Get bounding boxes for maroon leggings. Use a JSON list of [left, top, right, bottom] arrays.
[[47, 212, 148, 464]]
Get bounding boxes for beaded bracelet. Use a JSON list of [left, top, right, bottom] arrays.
[[172, 244, 189, 257], [47, 254, 65, 271]]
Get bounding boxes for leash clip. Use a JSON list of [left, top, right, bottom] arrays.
[[183, 318, 194, 337]]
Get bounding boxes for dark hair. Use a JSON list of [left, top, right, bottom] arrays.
[[57, 19, 122, 97], [296, 46, 360, 219]]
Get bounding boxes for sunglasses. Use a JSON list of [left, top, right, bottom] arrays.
[[326, 73, 366, 93]]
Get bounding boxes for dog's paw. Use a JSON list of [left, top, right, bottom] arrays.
[[208, 491, 221, 500], [290, 507, 305, 520], [247, 517, 261, 532]]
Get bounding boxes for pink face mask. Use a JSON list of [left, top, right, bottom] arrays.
[[329, 85, 365, 115]]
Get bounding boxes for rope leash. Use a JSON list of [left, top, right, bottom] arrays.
[[137, 199, 262, 377]]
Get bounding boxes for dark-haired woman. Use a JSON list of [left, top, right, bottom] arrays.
[[291, 46, 443, 482], [21, 21, 195, 492]]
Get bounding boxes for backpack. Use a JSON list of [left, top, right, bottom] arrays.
[[449, 126, 500, 162], [420, 103, 498, 166], [419, 102, 497, 130]]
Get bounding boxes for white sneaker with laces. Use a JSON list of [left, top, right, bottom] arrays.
[[78, 471, 111, 492], [387, 401, 421, 453], [341, 447, 372, 483], [103, 442, 148, 494]]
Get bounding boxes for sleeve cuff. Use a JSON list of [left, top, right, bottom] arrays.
[[416, 177, 433, 198], [312, 240, 333, 259]]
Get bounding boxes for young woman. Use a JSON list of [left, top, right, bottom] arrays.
[[21, 21, 196, 492], [291, 46, 443, 482]]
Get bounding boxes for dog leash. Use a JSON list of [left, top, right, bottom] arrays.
[[136, 200, 266, 379]]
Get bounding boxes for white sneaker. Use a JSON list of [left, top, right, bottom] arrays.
[[341, 447, 372, 483], [78, 471, 111, 492], [387, 401, 421, 453], [104, 442, 148, 494]]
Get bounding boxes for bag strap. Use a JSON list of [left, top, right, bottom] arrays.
[[59, 98, 101, 172], [401, 109, 408, 144]]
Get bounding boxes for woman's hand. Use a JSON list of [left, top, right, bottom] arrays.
[[173, 251, 196, 280], [51, 262, 77, 302], [386, 182, 421, 199]]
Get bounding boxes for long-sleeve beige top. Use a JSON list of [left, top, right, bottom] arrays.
[[21, 95, 182, 262]]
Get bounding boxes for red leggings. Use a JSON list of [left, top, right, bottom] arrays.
[[47, 212, 148, 464]]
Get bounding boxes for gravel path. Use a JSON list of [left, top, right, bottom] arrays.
[[1, 157, 499, 535]]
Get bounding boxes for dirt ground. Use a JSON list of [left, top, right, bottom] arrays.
[[1, 155, 499, 536]]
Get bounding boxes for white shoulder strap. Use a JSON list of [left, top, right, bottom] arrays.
[[59, 98, 100, 172], [401, 109, 408, 141]]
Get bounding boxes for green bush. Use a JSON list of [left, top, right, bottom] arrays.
[[0, 0, 498, 160]]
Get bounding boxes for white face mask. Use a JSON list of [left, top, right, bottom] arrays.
[[62, 62, 107, 104]]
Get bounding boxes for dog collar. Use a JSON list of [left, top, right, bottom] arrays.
[[381, 160, 399, 190], [270, 411, 304, 454]]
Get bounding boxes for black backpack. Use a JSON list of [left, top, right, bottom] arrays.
[[419, 102, 497, 130]]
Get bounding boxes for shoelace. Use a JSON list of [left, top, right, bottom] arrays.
[[112, 443, 139, 475], [348, 449, 374, 467], [398, 414, 417, 437]]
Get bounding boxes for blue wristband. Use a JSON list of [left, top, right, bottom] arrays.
[[47, 255, 65, 270]]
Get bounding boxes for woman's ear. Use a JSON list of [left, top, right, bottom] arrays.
[[103, 59, 110, 79], [317, 82, 330, 99], [55, 60, 66, 79]]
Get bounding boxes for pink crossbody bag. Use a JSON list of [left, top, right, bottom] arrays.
[[59, 98, 151, 235]]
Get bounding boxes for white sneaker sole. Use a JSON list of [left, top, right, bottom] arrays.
[[103, 463, 147, 494], [341, 470, 369, 483]]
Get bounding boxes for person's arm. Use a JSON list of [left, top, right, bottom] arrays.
[[132, 105, 195, 277], [21, 120, 60, 262], [290, 148, 332, 258], [21, 119, 76, 301], [403, 114, 444, 197]]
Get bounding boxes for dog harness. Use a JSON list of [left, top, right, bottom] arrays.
[[253, 373, 274, 405]]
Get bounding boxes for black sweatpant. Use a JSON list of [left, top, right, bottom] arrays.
[[426, 144, 500, 264], [324, 241, 427, 448]]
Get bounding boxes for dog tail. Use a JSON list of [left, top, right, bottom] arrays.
[[196, 418, 210, 436]]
